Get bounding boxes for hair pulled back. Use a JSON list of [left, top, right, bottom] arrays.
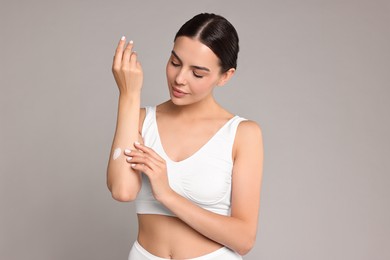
[[174, 13, 239, 73]]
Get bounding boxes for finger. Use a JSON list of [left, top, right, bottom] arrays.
[[129, 51, 138, 68], [122, 40, 134, 63], [130, 163, 153, 176], [134, 142, 165, 163], [125, 147, 163, 168], [136, 61, 142, 70], [124, 148, 143, 157], [126, 152, 160, 171], [113, 36, 126, 68]]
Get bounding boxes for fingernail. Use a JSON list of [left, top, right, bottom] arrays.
[[131, 163, 136, 167], [134, 141, 140, 145], [121, 36, 125, 41], [129, 40, 134, 44], [124, 149, 131, 154], [126, 157, 133, 161]]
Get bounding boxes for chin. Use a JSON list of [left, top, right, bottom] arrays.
[[168, 87, 186, 106], [170, 97, 188, 106]]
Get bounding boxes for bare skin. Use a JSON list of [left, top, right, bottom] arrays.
[[107, 36, 264, 258]]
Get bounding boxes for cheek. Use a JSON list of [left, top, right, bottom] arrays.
[[166, 63, 172, 78], [166, 64, 179, 82], [191, 79, 217, 94]]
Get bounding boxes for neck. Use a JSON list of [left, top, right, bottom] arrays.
[[166, 96, 222, 120]]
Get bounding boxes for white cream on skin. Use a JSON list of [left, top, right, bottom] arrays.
[[113, 148, 121, 160]]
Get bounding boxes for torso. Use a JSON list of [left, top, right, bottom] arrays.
[[137, 215, 222, 259], [137, 100, 239, 258]]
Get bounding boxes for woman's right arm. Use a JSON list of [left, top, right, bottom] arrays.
[[107, 37, 143, 202]]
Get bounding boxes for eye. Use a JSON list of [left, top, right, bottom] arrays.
[[193, 72, 204, 78], [171, 61, 180, 67]]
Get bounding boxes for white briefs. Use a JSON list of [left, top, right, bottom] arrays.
[[128, 240, 243, 260]]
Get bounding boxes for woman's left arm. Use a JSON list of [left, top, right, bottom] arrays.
[[127, 121, 264, 255]]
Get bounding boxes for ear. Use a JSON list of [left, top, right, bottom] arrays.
[[217, 68, 235, 87]]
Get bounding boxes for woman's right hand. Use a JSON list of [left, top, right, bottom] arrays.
[[112, 36, 143, 96]]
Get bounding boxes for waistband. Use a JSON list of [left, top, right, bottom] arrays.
[[132, 240, 242, 260]]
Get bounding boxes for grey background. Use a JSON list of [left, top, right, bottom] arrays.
[[1, 0, 389, 259]]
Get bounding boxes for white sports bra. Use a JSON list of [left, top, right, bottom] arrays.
[[135, 106, 247, 216]]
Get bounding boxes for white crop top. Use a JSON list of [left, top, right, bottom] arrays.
[[135, 106, 247, 216]]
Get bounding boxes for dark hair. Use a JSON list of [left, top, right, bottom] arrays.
[[174, 13, 239, 73]]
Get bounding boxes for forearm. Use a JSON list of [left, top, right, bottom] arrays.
[[160, 191, 257, 255], [107, 93, 141, 201], [113, 93, 141, 146]]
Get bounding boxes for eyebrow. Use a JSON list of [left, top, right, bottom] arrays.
[[171, 50, 211, 72]]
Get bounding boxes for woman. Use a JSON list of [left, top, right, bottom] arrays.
[[107, 13, 264, 260]]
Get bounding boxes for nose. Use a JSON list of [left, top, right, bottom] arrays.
[[175, 69, 187, 85]]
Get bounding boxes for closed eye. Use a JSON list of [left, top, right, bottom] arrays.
[[193, 72, 203, 78], [171, 61, 180, 67], [170, 56, 204, 78]]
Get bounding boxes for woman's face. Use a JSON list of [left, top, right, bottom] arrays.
[[166, 36, 228, 106]]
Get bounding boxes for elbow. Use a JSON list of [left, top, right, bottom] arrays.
[[235, 234, 256, 256], [110, 186, 138, 202], [236, 241, 255, 256], [111, 191, 137, 202]]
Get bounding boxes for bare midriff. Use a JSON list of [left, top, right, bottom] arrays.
[[137, 214, 223, 259]]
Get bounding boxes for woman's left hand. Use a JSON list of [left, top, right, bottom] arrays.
[[124, 142, 172, 201]]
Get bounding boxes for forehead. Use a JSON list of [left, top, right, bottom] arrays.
[[172, 36, 220, 68]]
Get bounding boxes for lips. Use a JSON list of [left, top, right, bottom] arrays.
[[172, 87, 188, 94], [172, 86, 189, 98]]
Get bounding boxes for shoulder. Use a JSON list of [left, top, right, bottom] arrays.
[[233, 119, 263, 158], [140, 107, 146, 119], [236, 119, 263, 141]]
